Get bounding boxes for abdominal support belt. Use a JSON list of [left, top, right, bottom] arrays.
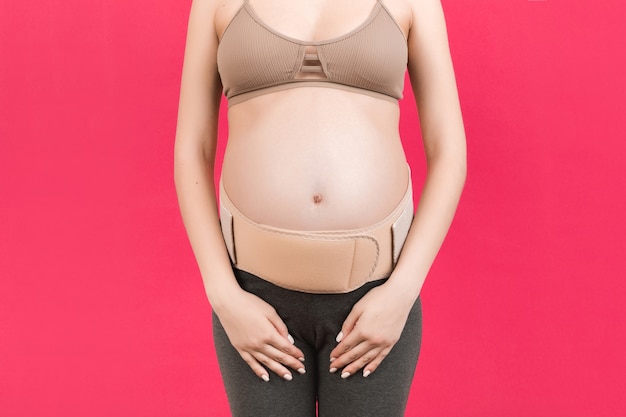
[[219, 169, 414, 293]]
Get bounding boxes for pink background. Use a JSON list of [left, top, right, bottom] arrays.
[[1, 0, 625, 415]]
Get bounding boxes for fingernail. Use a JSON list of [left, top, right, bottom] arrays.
[[363, 370, 371, 377], [341, 371, 351, 379], [261, 374, 269, 382], [283, 373, 293, 381], [329, 367, 337, 373], [335, 332, 343, 343], [299, 357, 305, 362], [330, 357, 336, 362], [288, 334, 295, 344], [297, 368, 306, 374]]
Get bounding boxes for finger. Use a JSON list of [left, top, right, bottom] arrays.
[[239, 351, 270, 382], [266, 311, 290, 339], [265, 314, 305, 360], [269, 332, 306, 363], [362, 347, 392, 377], [330, 341, 371, 369], [336, 308, 362, 343], [339, 347, 383, 378], [329, 328, 366, 362], [329, 342, 375, 376], [253, 351, 295, 381], [262, 344, 306, 375]]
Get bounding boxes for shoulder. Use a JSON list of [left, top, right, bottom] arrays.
[[184, 0, 242, 40], [214, 0, 247, 40], [380, 0, 413, 40], [379, 0, 445, 37], [404, 0, 449, 39]]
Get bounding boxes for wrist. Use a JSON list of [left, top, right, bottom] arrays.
[[384, 269, 424, 304], [206, 281, 245, 316]]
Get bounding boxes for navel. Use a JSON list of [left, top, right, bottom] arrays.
[[312, 194, 323, 204]]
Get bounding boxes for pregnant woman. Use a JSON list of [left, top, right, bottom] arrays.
[[174, 0, 466, 415]]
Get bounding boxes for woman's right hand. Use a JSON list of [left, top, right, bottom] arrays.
[[214, 289, 306, 381]]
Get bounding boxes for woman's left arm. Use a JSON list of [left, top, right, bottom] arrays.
[[330, 0, 467, 378]]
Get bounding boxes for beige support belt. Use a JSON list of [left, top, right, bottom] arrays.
[[219, 170, 413, 293]]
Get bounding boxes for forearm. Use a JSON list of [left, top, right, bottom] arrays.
[[174, 147, 242, 312], [387, 147, 467, 301]]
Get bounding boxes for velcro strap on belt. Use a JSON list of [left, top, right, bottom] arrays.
[[234, 222, 380, 293]]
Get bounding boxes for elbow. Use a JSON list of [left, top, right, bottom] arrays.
[[424, 134, 467, 194], [458, 145, 467, 185], [427, 137, 467, 176], [172, 139, 215, 188], [454, 142, 467, 189]]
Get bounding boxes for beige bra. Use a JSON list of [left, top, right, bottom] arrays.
[[217, 0, 408, 107]]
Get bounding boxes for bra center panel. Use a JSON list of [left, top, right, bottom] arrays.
[[293, 46, 330, 80]]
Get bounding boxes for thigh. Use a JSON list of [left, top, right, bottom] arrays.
[[316, 297, 422, 417], [212, 310, 317, 417]]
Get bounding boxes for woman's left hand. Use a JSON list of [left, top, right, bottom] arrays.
[[329, 281, 416, 378]]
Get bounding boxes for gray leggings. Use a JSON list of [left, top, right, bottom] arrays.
[[212, 268, 422, 417]]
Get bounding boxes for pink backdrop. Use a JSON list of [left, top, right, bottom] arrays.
[[1, 0, 625, 415]]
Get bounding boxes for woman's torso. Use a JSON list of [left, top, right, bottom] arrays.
[[215, 0, 412, 231]]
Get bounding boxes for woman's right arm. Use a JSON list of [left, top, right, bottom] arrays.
[[173, 0, 305, 381]]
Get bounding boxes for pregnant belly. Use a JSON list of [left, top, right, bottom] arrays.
[[221, 88, 410, 231], [221, 131, 410, 231]]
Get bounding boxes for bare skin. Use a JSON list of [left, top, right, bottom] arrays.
[[174, 0, 466, 383]]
